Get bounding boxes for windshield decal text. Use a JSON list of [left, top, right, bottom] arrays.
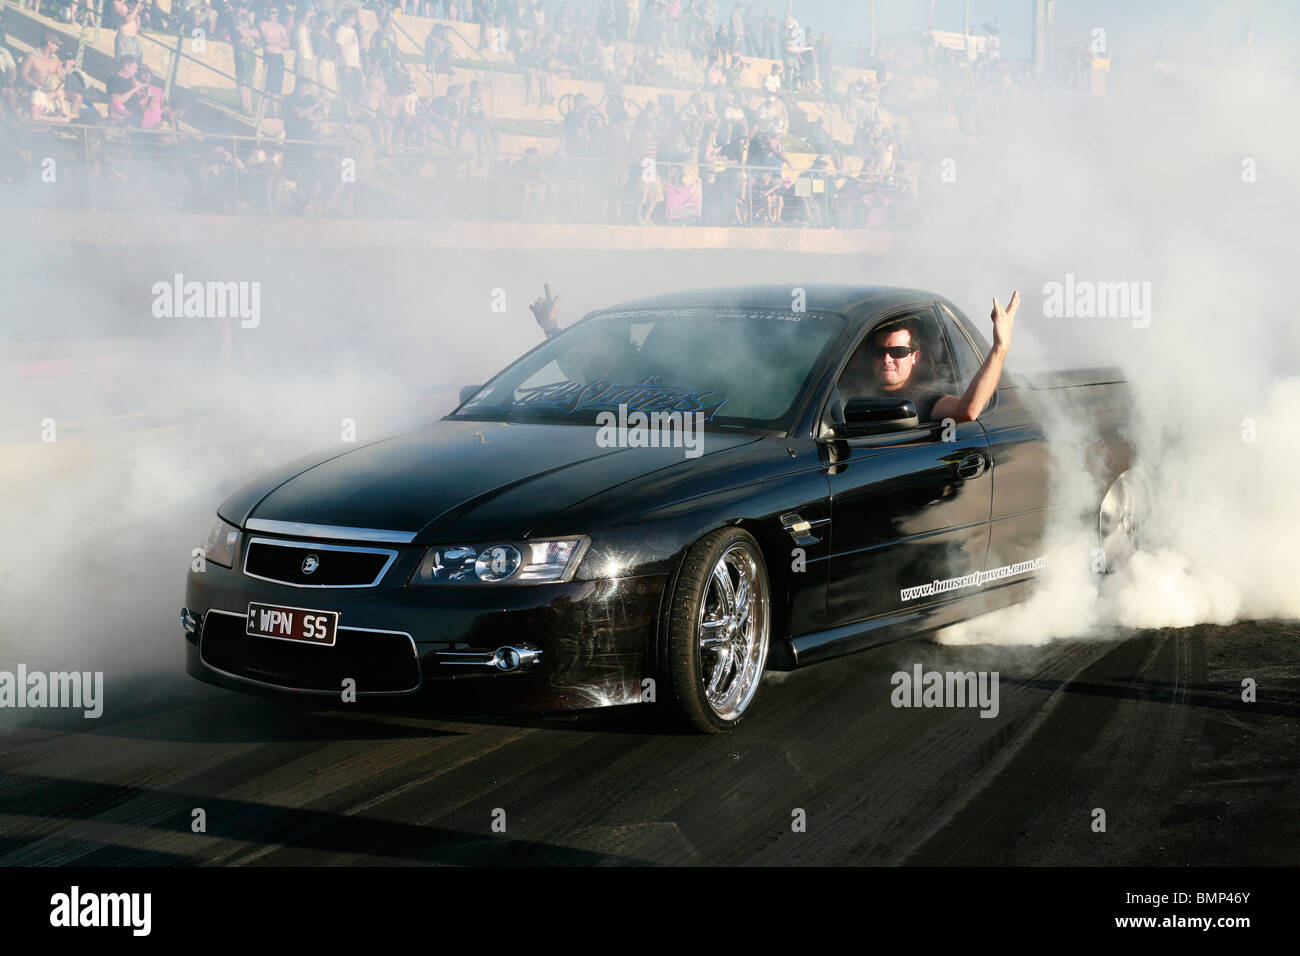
[[513, 377, 728, 420]]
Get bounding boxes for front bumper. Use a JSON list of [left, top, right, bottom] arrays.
[[183, 557, 666, 713]]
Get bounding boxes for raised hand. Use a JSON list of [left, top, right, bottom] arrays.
[[529, 282, 561, 334], [990, 289, 1019, 350]]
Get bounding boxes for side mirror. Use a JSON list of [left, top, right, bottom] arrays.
[[459, 384, 483, 406], [836, 396, 919, 437]]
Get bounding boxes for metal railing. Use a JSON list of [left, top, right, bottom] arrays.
[[0, 118, 915, 227]]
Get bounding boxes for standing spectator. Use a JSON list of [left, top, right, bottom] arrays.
[[742, 3, 758, 57], [625, 0, 639, 42], [232, 5, 259, 114], [370, 6, 405, 82], [729, 2, 744, 57], [335, 7, 364, 117], [110, 0, 145, 62], [315, 14, 340, 106], [630, 107, 661, 224], [294, 9, 318, 86], [259, 5, 290, 116], [462, 79, 496, 164], [425, 23, 454, 76], [759, 7, 776, 59], [666, 0, 682, 50], [425, 81, 463, 148]]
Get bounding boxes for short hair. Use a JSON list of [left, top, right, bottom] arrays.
[[117, 54, 138, 68], [871, 316, 924, 349]]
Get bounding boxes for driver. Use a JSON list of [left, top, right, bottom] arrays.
[[838, 292, 1019, 423], [529, 284, 1020, 425]]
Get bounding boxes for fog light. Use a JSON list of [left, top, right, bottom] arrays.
[[492, 645, 542, 672]]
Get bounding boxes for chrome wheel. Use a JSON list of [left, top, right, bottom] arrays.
[[696, 543, 769, 721], [1099, 469, 1146, 571]]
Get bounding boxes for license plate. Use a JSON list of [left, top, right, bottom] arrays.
[[246, 602, 339, 647]]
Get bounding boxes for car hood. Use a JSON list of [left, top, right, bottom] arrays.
[[226, 418, 761, 543]]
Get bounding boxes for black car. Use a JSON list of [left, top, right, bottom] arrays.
[[184, 285, 1136, 732]]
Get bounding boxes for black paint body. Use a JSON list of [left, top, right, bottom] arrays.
[[184, 285, 1132, 711]]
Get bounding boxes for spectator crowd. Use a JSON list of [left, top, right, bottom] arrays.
[[0, 1, 1031, 226]]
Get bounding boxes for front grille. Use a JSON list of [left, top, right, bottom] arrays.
[[243, 537, 397, 587], [200, 611, 420, 694]]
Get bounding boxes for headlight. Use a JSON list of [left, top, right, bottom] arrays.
[[202, 517, 241, 569], [411, 537, 589, 586]]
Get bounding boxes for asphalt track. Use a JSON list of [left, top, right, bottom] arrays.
[[1, 620, 1295, 866]]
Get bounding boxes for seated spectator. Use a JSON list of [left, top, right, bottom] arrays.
[[762, 62, 781, 95], [132, 65, 167, 129], [754, 169, 783, 223], [107, 55, 144, 122], [63, 70, 100, 123], [424, 82, 463, 148], [283, 79, 324, 141], [0, 29, 17, 93], [756, 91, 786, 136], [29, 74, 72, 123], [20, 34, 65, 92]]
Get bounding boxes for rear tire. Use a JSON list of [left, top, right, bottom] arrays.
[[660, 528, 770, 734], [1098, 469, 1147, 572]]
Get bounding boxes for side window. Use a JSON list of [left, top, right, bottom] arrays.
[[937, 302, 983, 387], [821, 308, 958, 432]]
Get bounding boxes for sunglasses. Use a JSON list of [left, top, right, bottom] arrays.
[[869, 345, 918, 360]]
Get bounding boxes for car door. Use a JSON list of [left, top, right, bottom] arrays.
[[821, 307, 994, 631], [936, 301, 1050, 577]]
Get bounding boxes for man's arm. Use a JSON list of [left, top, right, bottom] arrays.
[[931, 289, 1019, 424], [19, 53, 40, 88]]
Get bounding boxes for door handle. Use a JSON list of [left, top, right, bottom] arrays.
[[956, 452, 987, 480]]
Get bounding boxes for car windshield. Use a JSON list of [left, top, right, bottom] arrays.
[[454, 307, 846, 431]]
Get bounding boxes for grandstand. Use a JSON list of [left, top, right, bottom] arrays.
[[0, 0, 1021, 227]]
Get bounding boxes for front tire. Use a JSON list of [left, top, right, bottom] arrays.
[[661, 528, 770, 733]]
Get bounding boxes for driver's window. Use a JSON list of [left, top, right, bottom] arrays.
[[821, 309, 958, 434]]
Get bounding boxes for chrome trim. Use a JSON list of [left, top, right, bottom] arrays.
[[242, 537, 399, 589], [436, 644, 544, 671], [198, 609, 421, 696], [244, 519, 417, 544], [779, 512, 829, 546]]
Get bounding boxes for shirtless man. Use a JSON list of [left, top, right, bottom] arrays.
[[19, 34, 65, 92], [111, 0, 145, 62]]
